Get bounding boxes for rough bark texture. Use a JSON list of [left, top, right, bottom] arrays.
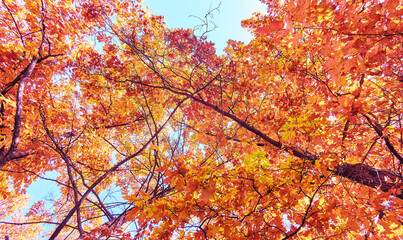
[[0, 56, 37, 169], [334, 163, 403, 199]]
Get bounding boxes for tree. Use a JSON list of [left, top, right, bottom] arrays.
[[0, 0, 402, 239]]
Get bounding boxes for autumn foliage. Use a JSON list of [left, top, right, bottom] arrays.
[[0, 0, 403, 239]]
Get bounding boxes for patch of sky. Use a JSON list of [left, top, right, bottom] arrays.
[[24, 0, 267, 236], [282, 213, 292, 231], [25, 170, 60, 239], [144, 0, 267, 55]]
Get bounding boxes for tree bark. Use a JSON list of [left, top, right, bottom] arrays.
[[333, 163, 403, 199], [0, 56, 37, 169]]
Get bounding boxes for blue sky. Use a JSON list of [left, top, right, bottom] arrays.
[[144, 0, 267, 54], [28, 0, 267, 204], [27, 0, 268, 210], [25, 0, 267, 237]]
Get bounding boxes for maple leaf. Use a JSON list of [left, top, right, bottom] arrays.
[[1, 0, 403, 239], [256, 20, 286, 35]]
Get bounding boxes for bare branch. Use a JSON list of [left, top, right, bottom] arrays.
[[190, 2, 221, 37]]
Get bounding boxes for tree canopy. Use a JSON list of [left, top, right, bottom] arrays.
[[0, 0, 402, 239]]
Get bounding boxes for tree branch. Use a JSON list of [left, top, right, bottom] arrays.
[[1, 0, 25, 45], [48, 96, 190, 240], [0, 56, 38, 169], [362, 114, 403, 164], [333, 163, 403, 199]]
